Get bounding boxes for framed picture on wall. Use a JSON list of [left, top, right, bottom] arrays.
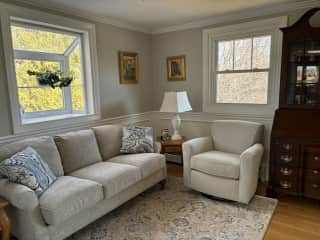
[[167, 55, 186, 81], [119, 51, 139, 84]]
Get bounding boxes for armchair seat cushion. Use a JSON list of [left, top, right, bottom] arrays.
[[191, 151, 240, 179], [70, 162, 141, 199], [39, 176, 103, 225]]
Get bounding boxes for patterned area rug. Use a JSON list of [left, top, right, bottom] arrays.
[[68, 176, 277, 240]]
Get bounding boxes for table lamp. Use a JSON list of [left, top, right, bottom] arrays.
[[160, 91, 192, 140]]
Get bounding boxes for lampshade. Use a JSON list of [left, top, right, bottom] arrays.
[[160, 91, 192, 113]]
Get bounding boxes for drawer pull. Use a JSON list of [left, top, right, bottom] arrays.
[[280, 181, 292, 189], [312, 184, 319, 189], [280, 155, 293, 163], [314, 156, 320, 161], [280, 168, 293, 176], [282, 144, 292, 151], [312, 170, 319, 175]]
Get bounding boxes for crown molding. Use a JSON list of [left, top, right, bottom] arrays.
[[151, 0, 320, 34], [4, 0, 151, 34]]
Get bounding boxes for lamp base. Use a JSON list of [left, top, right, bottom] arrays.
[[171, 113, 182, 140]]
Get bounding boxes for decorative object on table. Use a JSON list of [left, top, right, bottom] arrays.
[[0, 147, 56, 196], [160, 91, 192, 140], [160, 137, 186, 165], [167, 55, 186, 81], [268, 8, 320, 200], [118, 51, 139, 84], [0, 198, 10, 240], [160, 128, 170, 141], [120, 126, 154, 154], [27, 70, 73, 88]]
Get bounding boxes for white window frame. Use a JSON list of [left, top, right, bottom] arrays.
[[203, 17, 287, 117], [0, 4, 101, 134]]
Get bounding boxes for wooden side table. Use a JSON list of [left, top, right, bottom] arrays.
[[0, 198, 10, 240], [160, 137, 186, 165]]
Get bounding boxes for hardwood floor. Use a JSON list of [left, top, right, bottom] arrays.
[[166, 163, 320, 240]]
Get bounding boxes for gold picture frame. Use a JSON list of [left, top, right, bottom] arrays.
[[167, 55, 186, 81], [119, 51, 139, 84]]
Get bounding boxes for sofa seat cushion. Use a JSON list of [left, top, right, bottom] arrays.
[[109, 153, 166, 178], [39, 176, 103, 225], [70, 162, 141, 199], [191, 151, 240, 179]]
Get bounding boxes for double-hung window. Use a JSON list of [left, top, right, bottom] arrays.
[[1, 9, 100, 133], [203, 17, 287, 115]]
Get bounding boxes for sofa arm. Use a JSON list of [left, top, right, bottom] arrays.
[[0, 179, 39, 211], [182, 137, 213, 187], [239, 143, 264, 204]]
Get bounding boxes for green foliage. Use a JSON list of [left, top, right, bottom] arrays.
[[27, 70, 73, 89], [12, 25, 85, 113]]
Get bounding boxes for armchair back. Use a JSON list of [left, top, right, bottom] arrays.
[[211, 120, 263, 154]]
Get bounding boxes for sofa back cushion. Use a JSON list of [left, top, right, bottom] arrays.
[[0, 136, 64, 176], [211, 120, 264, 154], [54, 129, 102, 174], [92, 125, 122, 160]]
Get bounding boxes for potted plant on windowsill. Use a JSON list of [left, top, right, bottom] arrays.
[[27, 70, 73, 89]]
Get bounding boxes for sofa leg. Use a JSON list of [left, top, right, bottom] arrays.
[[159, 179, 166, 190]]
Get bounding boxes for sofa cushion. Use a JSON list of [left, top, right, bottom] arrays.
[[0, 147, 56, 196], [109, 153, 165, 178], [39, 176, 103, 225], [92, 125, 123, 160], [0, 136, 64, 176], [54, 130, 102, 174], [191, 151, 240, 179], [70, 162, 141, 199]]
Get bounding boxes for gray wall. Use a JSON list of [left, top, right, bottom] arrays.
[[0, 1, 153, 137], [151, 8, 320, 112]]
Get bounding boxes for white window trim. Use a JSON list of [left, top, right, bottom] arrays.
[[0, 4, 101, 134], [202, 16, 287, 117]]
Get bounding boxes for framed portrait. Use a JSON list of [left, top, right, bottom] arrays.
[[119, 51, 139, 84], [167, 55, 186, 81]]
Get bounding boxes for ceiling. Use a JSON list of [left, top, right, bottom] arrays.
[[11, 0, 319, 33]]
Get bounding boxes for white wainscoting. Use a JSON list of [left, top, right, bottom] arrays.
[[0, 112, 152, 145], [150, 111, 273, 182]]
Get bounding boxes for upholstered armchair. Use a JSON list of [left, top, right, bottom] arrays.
[[182, 120, 264, 204]]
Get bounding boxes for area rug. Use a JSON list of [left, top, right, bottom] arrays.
[[68, 176, 277, 240]]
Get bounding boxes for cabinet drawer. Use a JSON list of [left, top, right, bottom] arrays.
[[303, 182, 320, 199], [163, 146, 181, 153], [304, 169, 320, 184], [275, 153, 298, 167], [275, 166, 298, 180], [276, 142, 297, 153], [304, 146, 320, 170], [275, 179, 298, 192]]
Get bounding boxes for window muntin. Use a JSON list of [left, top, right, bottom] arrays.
[[11, 22, 86, 121], [215, 35, 271, 104]]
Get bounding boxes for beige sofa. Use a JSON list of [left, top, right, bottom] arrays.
[[182, 120, 264, 204], [0, 125, 167, 240]]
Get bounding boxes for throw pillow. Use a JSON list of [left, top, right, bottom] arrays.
[[120, 126, 154, 154], [0, 147, 56, 196]]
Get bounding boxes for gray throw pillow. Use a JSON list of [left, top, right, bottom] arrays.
[[0, 147, 56, 196], [120, 126, 154, 154]]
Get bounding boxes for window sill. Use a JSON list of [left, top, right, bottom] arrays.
[[22, 113, 88, 125]]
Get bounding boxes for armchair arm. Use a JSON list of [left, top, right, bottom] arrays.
[[182, 137, 213, 187], [239, 143, 264, 204], [0, 179, 39, 211]]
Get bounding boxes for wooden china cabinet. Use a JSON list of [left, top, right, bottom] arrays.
[[269, 8, 320, 200]]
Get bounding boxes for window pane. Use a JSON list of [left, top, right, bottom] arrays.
[[11, 25, 76, 54], [69, 45, 85, 111], [252, 36, 271, 69], [18, 87, 64, 112], [217, 40, 233, 71], [15, 60, 61, 87], [234, 38, 252, 70], [216, 72, 268, 104]]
